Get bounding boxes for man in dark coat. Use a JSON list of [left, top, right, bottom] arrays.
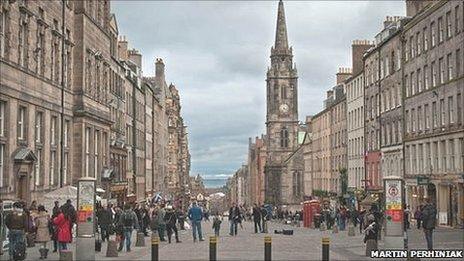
[[252, 204, 261, 233], [260, 205, 268, 233], [421, 200, 437, 250], [164, 206, 181, 243], [228, 203, 240, 236], [97, 205, 113, 242]]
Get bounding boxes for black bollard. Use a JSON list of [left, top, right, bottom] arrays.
[[209, 236, 217, 261], [264, 236, 271, 261], [151, 234, 159, 261], [322, 237, 330, 261]]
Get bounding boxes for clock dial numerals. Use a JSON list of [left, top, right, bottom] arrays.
[[279, 104, 289, 114]]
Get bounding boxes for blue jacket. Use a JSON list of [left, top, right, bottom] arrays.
[[188, 206, 203, 222]]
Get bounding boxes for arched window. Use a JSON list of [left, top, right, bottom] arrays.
[[280, 127, 289, 148], [280, 85, 287, 99]]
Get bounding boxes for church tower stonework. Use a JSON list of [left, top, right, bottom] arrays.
[[265, 0, 299, 205]]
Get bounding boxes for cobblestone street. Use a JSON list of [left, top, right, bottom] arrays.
[[3, 220, 462, 261]]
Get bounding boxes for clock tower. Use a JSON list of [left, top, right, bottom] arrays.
[[264, 0, 298, 205]]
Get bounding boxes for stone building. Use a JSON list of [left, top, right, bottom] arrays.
[[375, 17, 405, 182], [311, 79, 349, 194], [247, 135, 267, 205], [364, 39, 382, 190], [402, 0, 464, 227], [302, 116, 313, 196], [346, 40, 373, 189], [264, 0, 299, 205], [0, 0, 75, 201]]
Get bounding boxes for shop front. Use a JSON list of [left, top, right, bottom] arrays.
[[110, 181, 128, 206]]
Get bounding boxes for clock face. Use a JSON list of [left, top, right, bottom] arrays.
[[279, 104, 289, 113]]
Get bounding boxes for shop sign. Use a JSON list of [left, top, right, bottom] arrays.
[[417, 176, 429, 185]]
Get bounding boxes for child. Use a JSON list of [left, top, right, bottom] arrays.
[[212, 214, 222, 237]]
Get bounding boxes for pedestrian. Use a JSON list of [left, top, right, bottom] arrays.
[[97, 205, 113, 242], [212, 214, 222, 237], [252, 204, 262, 233], [188, 201, 204, 242], [177, 208, 186, 230], [414, 205, 422, 229], [34, 205, 51, 259], [53, 207, 72, 251], [358, 209, 365, 234], [404, 204, 411, 230], [156, 204, 167, 242], [164, 205, 181, 243], [142, 206, 150, 237], [51, 201, 60, 253], [5, 202, 27, 260], [363, 214, 379, 250], [117, 204, 139, 252], [421, 199, 437, 250], [114, 206, 125, 252], [260, 205, 268, 233], [229, 203, 240, 236]]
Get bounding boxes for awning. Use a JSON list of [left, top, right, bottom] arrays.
[[13, 147, 37, 162]]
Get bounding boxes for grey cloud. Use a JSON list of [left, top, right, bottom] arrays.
[[112, 1, 404, 178]]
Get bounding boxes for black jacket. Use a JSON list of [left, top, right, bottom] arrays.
[[164, 210, 177, 226], [421, 204, 437, 230], [252, 207, 261, 221]]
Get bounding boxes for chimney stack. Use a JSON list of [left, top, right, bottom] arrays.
[[351, 39, 374, 75], [128, 49, 142, 69], [118, 35, 128, 61], [336, 67, 352, 84], [155, 58, 165, 78]]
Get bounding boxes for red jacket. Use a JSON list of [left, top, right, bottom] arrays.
[[53, 213, 72, 243]]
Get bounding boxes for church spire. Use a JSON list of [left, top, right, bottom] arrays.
[[274, 0, 289, 50]]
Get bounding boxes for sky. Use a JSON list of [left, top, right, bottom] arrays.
[[111, 1, 405, 181]]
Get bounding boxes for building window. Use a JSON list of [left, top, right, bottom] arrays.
[[35, 112, 42, 143], [94, 130, 99, 178], [449, 139, 455, 170], [425, 104, 430, 129], [433, 141, 438, 171], [432, 101, 438, 128], [50, 116, 57, 146], [17, 106, 26, 141], [0, 101, 5, 137], [34, 149, 41, 186], [63, 152, 68, 185], [431, 21, 436, 47], [85, 127, 90, 177], [439, 57, 445, 84], [438, 17, 444, 42], [440, 140, 446, 171], [0, 10, 8, 58], [64, 120, 69, 148], [423, 27, 428, 51], [431, 61, 437, 87], [411, 109, 416, 132], [447, 53, 453, 81], [448, 96, 454, 123], [411, 72, 415, 95], [102, 132, 107, 167], [455, 5, 461, 35], [280, 85, 287, 99], [418, 106, 422, 131], [0, 144, 4, 188], [424, 65, 429, 90], [416, 32, 421, 55], [457, 49, 461, 77], [440, 99, 445, 126], [18, 14, 29, 68], [446, 11, 452, 38], [405, 75, 409, 97], [50, 150, 56, 186], [457, 93, 462, 124], [280, 128, 289, 148], [417, 69, 422, 93]]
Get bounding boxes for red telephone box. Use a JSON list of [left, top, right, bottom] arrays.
[[303, 200, 321, 228]]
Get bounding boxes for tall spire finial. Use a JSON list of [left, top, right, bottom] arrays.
[[274, 0, 288, 50]]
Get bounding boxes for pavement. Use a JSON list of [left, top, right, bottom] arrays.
[[1, 220, 462, 260]]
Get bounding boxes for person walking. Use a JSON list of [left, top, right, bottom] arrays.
[[34, 205, 51, 259], [229, 203, 240, 236], [156, 205, 166, 242], [5, 202, 27, 260], [252, 204, 262, 234], [421, 200, 437, 250], [117, 205, 139, 252], [188, 202, 204, 242], [177, 208, 186, 230], [260, 205, 268, 233], [97, 205, 113, 242], [414, 205, 423, 229], [53, 208, 72, 251], [212, 214, 222, 237], [51, 201, 60, 253], [164, 206, 181, 243]]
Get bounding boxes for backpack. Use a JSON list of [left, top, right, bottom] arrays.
[[122, 212, 133, 227], [13, 240, 27, 261]]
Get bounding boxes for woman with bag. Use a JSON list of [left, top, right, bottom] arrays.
[[34, 205, 51, 259]]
